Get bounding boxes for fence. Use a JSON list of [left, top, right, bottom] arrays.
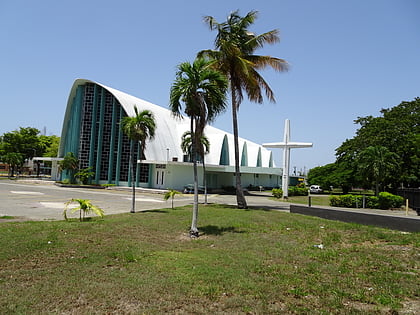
[[397, 188, 420, 215]]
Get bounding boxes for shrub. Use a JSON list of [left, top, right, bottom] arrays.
[[74, 167, 95, 185], [365, 196, 379, 209], [329, 195, 341, 207], [378, 192, 404, 209], [272, 188, 283, 198], [340, 195, 356, 208], [289, 186, 308, 196], [329, 193, 403, 210], [101, 184, 116, 188]]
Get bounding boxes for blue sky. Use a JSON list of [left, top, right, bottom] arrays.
[[1, 0, 418, 171]]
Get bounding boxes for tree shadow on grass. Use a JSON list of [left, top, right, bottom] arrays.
[[140, 209, 169, 214], [200, 225, 246, 236], [247, 205, 289, 212]]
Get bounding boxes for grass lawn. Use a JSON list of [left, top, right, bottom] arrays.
[[279, 194, 332, 207], [0, 204, 418, 314]]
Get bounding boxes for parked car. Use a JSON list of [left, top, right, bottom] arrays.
[[183, 184, 205, 194], [309, 185, 323, 193]]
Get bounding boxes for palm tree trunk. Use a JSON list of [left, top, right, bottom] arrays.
[[190, 118, 199, 237], [231, 89, 248, 209], [130, 141, 136, 213]]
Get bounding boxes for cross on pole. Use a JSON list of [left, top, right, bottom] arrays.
[[263, 119, 313, 199]]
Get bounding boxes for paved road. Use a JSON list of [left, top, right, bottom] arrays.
[[2, 179, 415, 223], [0, 180, 290, 221]]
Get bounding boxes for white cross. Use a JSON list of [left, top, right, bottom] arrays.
[[263, 119, 313, 199]]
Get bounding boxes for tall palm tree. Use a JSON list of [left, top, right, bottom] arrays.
[[181, 131, 210, 204], [170, 57, 227, 237], [199, 10, 288, 209], [357, 146, 400, 196], [121, 106, 156, 213]]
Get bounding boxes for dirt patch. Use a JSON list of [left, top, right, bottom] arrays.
[[400, 299, 420, 315]]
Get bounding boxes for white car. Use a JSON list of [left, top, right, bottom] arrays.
[[309, 185, 323, 193]]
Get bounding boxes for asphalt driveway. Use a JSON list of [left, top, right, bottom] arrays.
[[0, 179, 290, 221]]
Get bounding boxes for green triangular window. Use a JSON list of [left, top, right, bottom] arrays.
[[241, 142, 248, 166], [219, 135, 230, 165]]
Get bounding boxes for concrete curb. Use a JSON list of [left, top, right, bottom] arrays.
[[290, 205, 420, 232]]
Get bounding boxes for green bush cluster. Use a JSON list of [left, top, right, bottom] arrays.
[[272, 186, 308, 198], [378, 192, 404, 209], [272, 188, 283, 198], [329, 192, 404, 209], [289, 186, 308, 196]]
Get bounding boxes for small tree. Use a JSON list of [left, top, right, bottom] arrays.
[[163, 189, 181, 209], [64, 198, 105, 221], [2, 152, 24, 177]]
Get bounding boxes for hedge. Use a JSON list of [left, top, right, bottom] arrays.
[[272, 187, 308, 198], [329, 192, 404, 210]]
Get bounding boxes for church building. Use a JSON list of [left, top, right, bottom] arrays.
[[58, 79, 282, 191]]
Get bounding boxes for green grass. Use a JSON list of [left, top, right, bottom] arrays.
[[0, 204, 418, 314], [0, 216, 15, 219], [272, 194, 332, 207]]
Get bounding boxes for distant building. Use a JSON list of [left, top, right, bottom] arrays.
[[58, 79, 282, 191]]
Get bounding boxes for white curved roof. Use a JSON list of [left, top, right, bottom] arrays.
[[64, 79, 274, 167]]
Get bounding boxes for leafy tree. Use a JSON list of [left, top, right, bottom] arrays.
[[181, 131, 211, 204], [0, 128, 60, 177], [64, 198, 105, 221], [357, 146, 400, 195], [308, 163, 336, 191], [2, 152, 24, 177], [1, 127, 44, 160], [40, 135, 60, 157], [336, 98, 419, 189], [163, 189, 181, 209], [121, 106, 156, 213], [170, 57, 227, 237], [59, 152, 79, 184], [308, 162, 355, 194], [199, 10, 288, 209]]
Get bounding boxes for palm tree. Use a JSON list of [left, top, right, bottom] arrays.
[[181, 131, 211, 204], [163, 189, 181, 209], [121, 106, 156, 213], [357, 146, 400, 196], [199, 10, 288, 209], [59, 152, 79, 183], [170, 57, 227, 237], [64, 198, 105, 221]]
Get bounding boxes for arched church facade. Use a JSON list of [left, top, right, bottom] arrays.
[[59, 79, 282, 191]]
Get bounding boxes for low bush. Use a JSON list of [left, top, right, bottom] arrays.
[[272, 188, 283, 198], [272, 187, 308, 198], [365, 196, 379, 209], [289, 186, 308, 196], [329, 192, 403, 210], [378, 192, 404, 209]]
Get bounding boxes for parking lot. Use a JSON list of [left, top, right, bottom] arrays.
[[0, 179, 290, 221]]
